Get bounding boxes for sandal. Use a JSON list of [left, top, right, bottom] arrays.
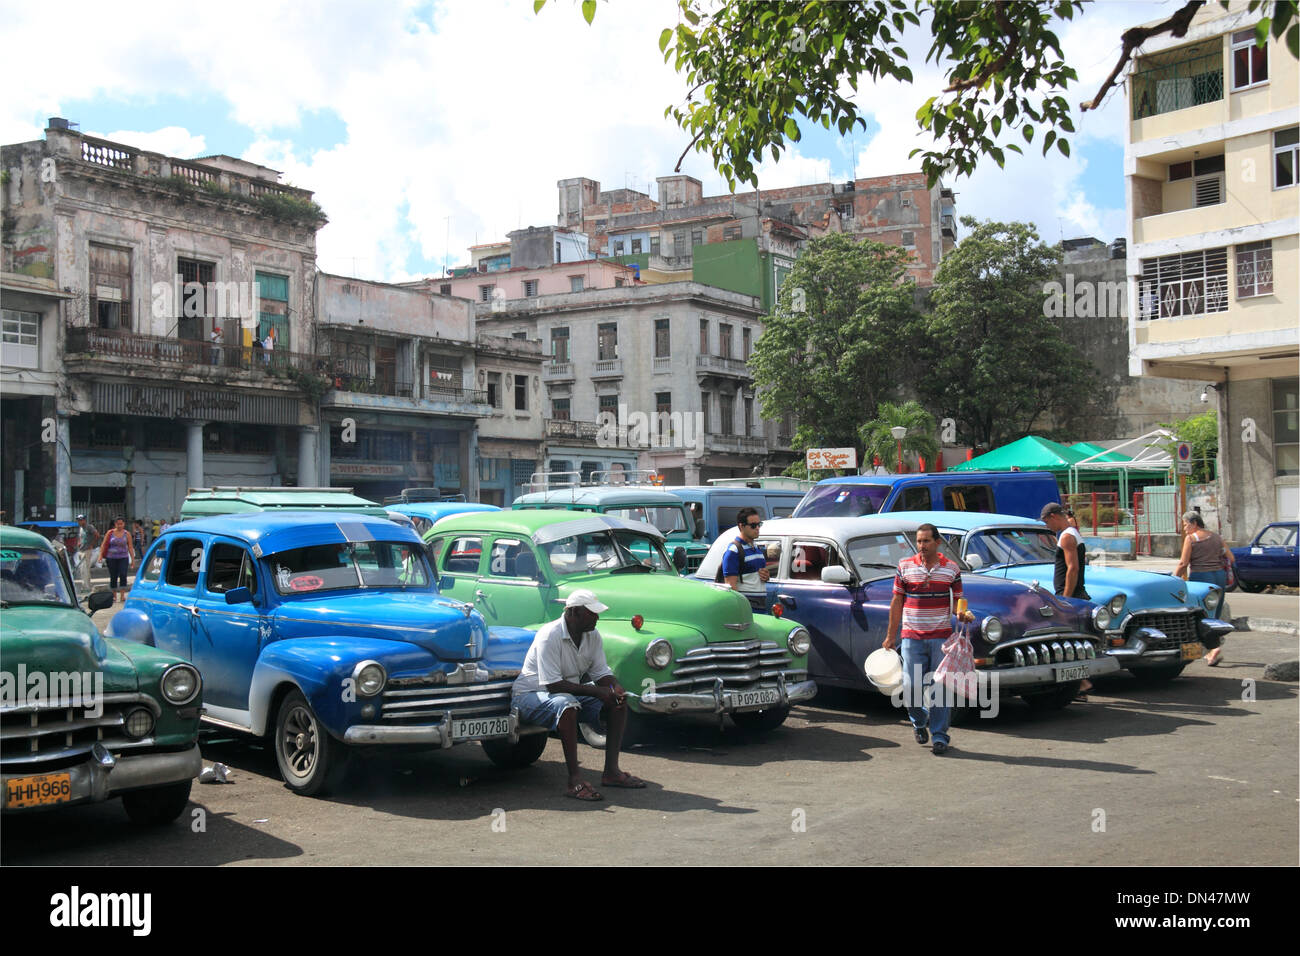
[[565, 781, 603, 801], [601, 770, 648, 789]]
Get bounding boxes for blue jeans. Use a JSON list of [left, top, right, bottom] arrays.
[[1189, 569, 1227, 617], [514, 691, 604, 731], [901, 638, 951, 746]]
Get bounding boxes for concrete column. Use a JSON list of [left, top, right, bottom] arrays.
[[297, 425, 318, 487], [684, 461, 702, 485], [318, 421, 331, 486], [55, 412, 73, 520], [465, 428, 480, 501], [186, 421, 206, 492]]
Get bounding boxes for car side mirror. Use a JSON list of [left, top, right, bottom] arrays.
[[225, 586, 253, 605], [965, 553, 984, 571], [87, 590, 113, 612], [672, 547, 687, 572], [821, 566, 852, 585]]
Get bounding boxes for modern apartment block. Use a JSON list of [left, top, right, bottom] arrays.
[[1124, 2, 1299, 537]]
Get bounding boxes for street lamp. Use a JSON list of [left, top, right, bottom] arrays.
[[890, 426, 907, 475]]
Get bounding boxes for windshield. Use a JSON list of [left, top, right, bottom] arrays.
[[0, 547, 75, 606], [794, 483, 889, 518], [603, 505, 693, 537], [270, 541, 431, 594], [964, 528, 1057, 568], [844, 533, 967, 581], [541, 529, 674, 576]]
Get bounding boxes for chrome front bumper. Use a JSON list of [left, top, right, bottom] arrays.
[[978, 655, 1120, 691], [344, 710, 546, 747], [635, 676, 818, 715], [1, 743, 201, 811], [1105, 619, 1233, 668]]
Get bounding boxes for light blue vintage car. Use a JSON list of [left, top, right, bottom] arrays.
[[106, 513, 543, 796], [916, 512, 1233, 682]]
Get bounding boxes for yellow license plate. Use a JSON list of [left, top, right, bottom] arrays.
[[5, 772, 73, 808], [1181, 642, 1205, 662]]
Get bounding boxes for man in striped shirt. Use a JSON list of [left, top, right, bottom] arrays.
[[884, 523, 974, 755]]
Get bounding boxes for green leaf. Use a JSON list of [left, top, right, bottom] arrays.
[[533, 0, 546, 12], [659, 27, 673, 52], [1022, 124, 1034, 142], [1057, 138, 1070, 157], [581, 0, 596, 25], [1042, 129, 1056, 156]]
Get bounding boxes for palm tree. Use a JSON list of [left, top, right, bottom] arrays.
[[860, 401, 940, 472]]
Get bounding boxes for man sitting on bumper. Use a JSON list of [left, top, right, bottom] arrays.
[[511, 589, 648, 801]]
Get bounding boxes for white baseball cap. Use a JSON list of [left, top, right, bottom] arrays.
[[564, 589, 609, 614]]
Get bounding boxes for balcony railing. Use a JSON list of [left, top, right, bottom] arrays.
[[1131, 47, 1223, 120], [81, 137, 135, 171], [66, 326, 320, 373], [696, 354, 752, 377], [706, 434, 767, 453], [591, 358, 623, 378], [542, 361, 575, 380], [545, 418, 601, 441], [422, 384, 489, 405]]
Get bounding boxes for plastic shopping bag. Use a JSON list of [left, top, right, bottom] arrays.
[[933, 621, 978, 701]]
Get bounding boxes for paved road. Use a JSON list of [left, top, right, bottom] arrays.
[[6, 625, 1295, 867]]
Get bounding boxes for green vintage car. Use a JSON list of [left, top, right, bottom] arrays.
[[0, 526, 202, 823], [425, 511, 815, 744]]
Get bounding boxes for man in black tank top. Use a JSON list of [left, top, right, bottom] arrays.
[[1041, 502, 1089, 600]]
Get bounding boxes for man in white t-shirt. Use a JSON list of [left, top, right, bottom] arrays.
[[1041, 501, 1093, 698], [511, 589, 648, 801]]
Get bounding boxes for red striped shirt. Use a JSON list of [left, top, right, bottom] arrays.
[[893, 552, 963, 640]]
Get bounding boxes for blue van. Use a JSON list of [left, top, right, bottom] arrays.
[[792, 471, 1061, 520], [664, 485, 809, 541]]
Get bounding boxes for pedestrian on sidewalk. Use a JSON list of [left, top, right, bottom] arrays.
[[74, 514, 100, 595], [131, 519, 150, 561], [1041, 502, 1093, 698], [99, 517, 135, 604], [1174, 511, 1234, 665]]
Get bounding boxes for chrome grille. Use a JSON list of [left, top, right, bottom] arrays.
[[655, 640, 804, 693], [380, 679, 513, 722], [1125, 611, 1198, 650], [995, 639, 1099, 668], [0, 693, 161, 767]]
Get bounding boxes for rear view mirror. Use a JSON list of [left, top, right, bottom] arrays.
[[821, 566, 852, 585], [87, 591, 113, 612], [440, 575, 454, 591]]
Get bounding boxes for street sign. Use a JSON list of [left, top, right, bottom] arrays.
[[1176, 441, 1192, 462], [1176, 461, 1193, 475], [806, 447, 857, 471]]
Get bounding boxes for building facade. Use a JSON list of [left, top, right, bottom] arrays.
[[1123, 3, 1299, 537]]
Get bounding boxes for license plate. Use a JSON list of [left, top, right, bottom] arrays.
[[5, 772, 73, 809], [1055, 664, 1089, 682], [732, 688, 780, 711], [1181, 641, 1205, 662], [453, 716, 510, 740]]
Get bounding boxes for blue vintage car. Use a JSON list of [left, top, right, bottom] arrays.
[[915, 511, 1234, 682], [693, 516, 1119, 711], [106, 513, 543, 796], [1231, 521, 1298, 592]]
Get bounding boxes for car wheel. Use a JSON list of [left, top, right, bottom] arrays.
[[274, 690, 348, 796], [1238, 580, 1266, 594], [481, 733, 547, 769], [731, 705, 790, 733], [1022, 680, 1082, 712], [1129, 663, 1186, 684], [121, 779, 192, 825], [578, 708, 641, 750]]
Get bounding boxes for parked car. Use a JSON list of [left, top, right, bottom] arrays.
[[387, 501, 501, 539], [662, 485, 808, 542], [179, 486, 390, 521], [692, 516, 1119, 711], [920, 511, 1234, 682], [1231, 521, 1298, 592], [511, 487, 710, 574], [793, 471, 1061, 521], [105, 513, 542, 796], [424, 511, 816, 743], [1, 525, 202, 823]]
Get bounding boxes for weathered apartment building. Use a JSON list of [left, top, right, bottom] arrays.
[[1123, 1, 1298, 537]]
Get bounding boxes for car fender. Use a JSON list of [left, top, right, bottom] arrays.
[[104, 605, 156, 646], [480, 625, 536, 676], [248, 637, 444, 738]]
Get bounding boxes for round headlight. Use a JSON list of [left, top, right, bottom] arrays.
[[1092, 605, 1113, 631], [124, 707, 155, 739], [160, 664, 200, 705], [787, 626, 811, 657], [353, 661, 387, 697], [1108, 594, 1125, 616], [1203, 588, 1221, 613], [980, 616, 1003, 643], [645, 639, 673, 670]]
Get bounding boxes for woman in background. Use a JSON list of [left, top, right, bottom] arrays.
[[99, 517, 136, 604], [1173, 511, 1234, 666]]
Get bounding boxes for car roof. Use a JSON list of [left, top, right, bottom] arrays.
[[387, 502, 501, 521], [511, 488, 689, 507], [903, 511, 1047, 531], [664, 486, 806, 497], [160, 512, 421, 556], [813, 471, 1056, 486], [431, 509, 664, 541], [742, 515, 936, 542], [0, 525, 56, 551]]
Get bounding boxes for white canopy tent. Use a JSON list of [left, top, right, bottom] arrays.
[[1066, 428, 1177, 500]]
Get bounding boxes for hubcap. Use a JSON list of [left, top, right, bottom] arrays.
[[281, 706, 318, 779]]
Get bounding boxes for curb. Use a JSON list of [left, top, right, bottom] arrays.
[[1232, 616, 1299, 637]]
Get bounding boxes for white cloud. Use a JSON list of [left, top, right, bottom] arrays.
[[92, 127, 207, 159]]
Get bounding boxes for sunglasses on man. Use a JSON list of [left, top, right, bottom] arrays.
[[745, 521, 763, 528]]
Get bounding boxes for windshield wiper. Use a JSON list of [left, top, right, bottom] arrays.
[[610, 563, 655, 574]]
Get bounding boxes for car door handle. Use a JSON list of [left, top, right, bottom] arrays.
[[777, 593, 796, 607], [474, 589, 487, 601]]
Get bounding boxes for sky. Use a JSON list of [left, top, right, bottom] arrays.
[[2, 0, 1176, 282]]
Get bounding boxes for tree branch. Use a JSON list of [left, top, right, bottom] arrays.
[[1080, 0, 1204, 111], [943, 2, 1019, 93]]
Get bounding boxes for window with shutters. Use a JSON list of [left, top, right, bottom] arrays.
[[515, 374, 528, 411], [631, 239, 642, 254], [551, 397, 570, 421], [177, 258, 215, 341], [479, 284, 494, 302], [719, 323, 733, 359], [255, 272, 290, 350], [723, 225, 741, 240], [1236, 241, 1273, 298], [654, 318, 670, 357], [1, 309, 39, 369], [742, 327, 752, 358], [719, 394, 734, 435], [649, 235, 660, 256], [1195, 176, 1223, 206], [524, 280, 538, 297], [699, 318, 709, 353], [551, 326, 569, 362], [597, 322, 618, 360], [1138, 248, 1229, 320], [428, 353, 462, 392], [90, 244, 132, 331]]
